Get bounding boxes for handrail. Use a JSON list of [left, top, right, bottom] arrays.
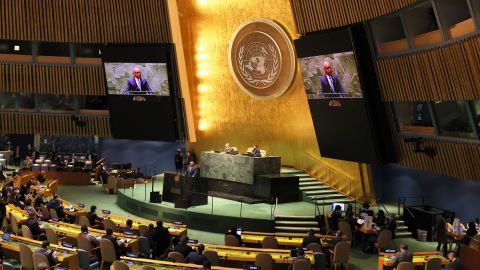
[[302, 153, 355, 181]]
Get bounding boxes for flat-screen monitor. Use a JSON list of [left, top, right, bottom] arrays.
[[453, 226, 464, 234], [294, 25, 392, 163], [188, 239, 199, 244], [102, 210, 111, 214], [2, 232, 10, 241], [173, 220, 183, 225], [245, 266, 261, 270], [331, 202, 345, 211], [61, 243, 74, 248], [236, 227, 243, 236], [102, 44, 186, 142], [77, 203, 85, 208], [51, 217, 59, 222]]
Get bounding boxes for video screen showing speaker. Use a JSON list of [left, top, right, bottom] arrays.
[[299, 52, 363, 99], [295, 26, 386, 163], [102, 44, 186, 142]]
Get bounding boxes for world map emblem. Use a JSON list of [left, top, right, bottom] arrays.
[[229, 19, 296, 99]]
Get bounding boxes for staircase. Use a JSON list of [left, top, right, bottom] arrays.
[[281, 168, 354, 207], [396, 219, 412, 238], [274, 215, 320, 234]]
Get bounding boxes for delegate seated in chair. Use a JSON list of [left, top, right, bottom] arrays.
[[35, 241, 58, 267]]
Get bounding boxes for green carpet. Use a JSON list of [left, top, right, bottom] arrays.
[[56, 184, 440, 270]]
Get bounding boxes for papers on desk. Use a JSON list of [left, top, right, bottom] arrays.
[[357, 219, 364, 225]]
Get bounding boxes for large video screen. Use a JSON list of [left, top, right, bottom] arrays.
[[295, 26, 390, 163], [299, 52, 363, 99], [102, 44, 186, 142], [104, 63, 170, 96]]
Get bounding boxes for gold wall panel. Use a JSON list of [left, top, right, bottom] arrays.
[[176, 0, 374, 200], [0, 113, 111, 137], [290, 0, 418, 34], [377, 34, 480, 102], [0, 64, 105, 96], [0, 0, 171, 43]]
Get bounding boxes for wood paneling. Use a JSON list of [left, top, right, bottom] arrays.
[[289, 0, 417, 34], [385, 104, 480, 182], [0, 113, 111, 137], [0, 63, 105, 95], [0, 0, 171, 43], [376, 34, 480, 102]]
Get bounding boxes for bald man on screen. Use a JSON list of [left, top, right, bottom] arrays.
[[319, 61, 346, 98], [125, 67, 152, 94]]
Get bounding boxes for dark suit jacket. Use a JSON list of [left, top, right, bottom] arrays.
[[251, 148, 261, 157], [447, 259, 466, 270], [173, 243, 194, 258], [302, 235, 320, 247], [391, 251, 413, 267], [186, 166, 198, 177], [87, 212, 102, 226], [24, 217, 43, 236], [35, 249, 58, 266], [150, 227, 171, 255], [125, 77, 152, 93], [319, 74, 345, 98], [186, 251, 207, 265]]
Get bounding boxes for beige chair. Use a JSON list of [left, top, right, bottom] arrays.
[[306, 243, 322, 252], [292, 258, 311, 270], [338, 220, 353, 242], [107, 176, 118, 194], [112, 260, 129, 270], [331, 241, 350, 270], [138, 224, 148, 236], [78, 235, 99, 256], [99, 238, 117, 270], [168, 251, 185, 263], [225, 235, 240, 246], [45, 227, 64, 245], [103, 219, 116, 231], [10, 213, 21, 235], [78, 215, 91, 227], [425, 257, 442, 270], [470, 234, 480, 251], [49, 208, 59, 219], [255, 252, 273, 270], [21, 225, 34, 239], [33, 253, 51, 270], [262, 236, 278, 249], [142, 266, 156, 270], [39, 205, 50, 219], [204, 250, 220, 266], [397, 262, 415, 270], [375, 229, 393, 253], [19, 243, 34, 270]]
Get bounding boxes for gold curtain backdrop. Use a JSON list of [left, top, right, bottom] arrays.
[[175, 0, 374, 199]]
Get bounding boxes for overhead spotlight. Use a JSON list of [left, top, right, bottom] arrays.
[[13, 45, 20, 51]]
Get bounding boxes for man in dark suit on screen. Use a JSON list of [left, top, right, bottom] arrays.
[[125, 67, 152, 94], [319, 61, 346, 98], [185, 161, 198, 178]]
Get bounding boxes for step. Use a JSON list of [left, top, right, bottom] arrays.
[[313, 198, 354, 205], [299, 182, 323, 188], [397, 226, 409, 232], [275, 226, 320, 232], [274, 215, 316, 220], [293, 174, 311, 177], [299, 177, 317, 181], [396, 231, 413, 238], [397, 220, 404, 225], [304, 190, 341, 197], [299, 185, 330, 191], [275, 221, 318, 226]]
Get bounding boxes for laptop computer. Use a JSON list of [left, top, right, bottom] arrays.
[[2, 232, 10, 241]]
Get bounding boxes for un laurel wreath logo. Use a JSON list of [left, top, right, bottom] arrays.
[[229, 18, 296, 100]]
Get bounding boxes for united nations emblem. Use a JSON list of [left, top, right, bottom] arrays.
[[229, 19, 295, 99]]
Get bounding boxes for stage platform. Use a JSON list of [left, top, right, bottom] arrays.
[[117, 174, 317, 233]]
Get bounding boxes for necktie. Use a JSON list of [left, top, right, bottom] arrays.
[[136, 79, 142, 91], [328, 76, 335, 93]]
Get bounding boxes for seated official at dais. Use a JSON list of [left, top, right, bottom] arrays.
[[224, 143, 237, 155]]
